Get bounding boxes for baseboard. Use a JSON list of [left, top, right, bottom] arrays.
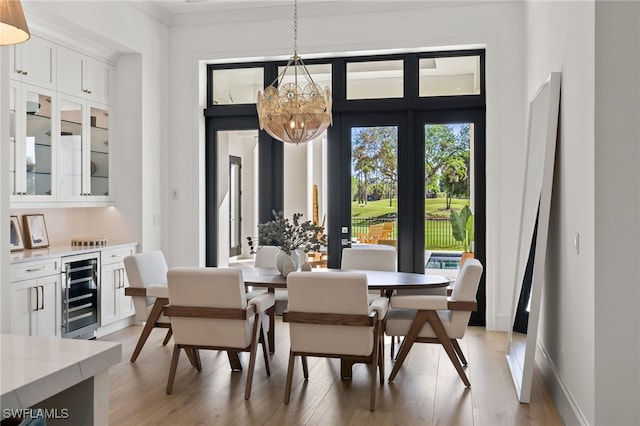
[[96, 316, 134, 338], [493, 313, 512, 331], [536, 341, 590, 425]]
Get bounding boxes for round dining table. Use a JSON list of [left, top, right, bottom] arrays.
[[239, 266, 451, 353]]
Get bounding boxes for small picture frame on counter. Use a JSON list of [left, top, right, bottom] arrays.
[[10, 215, 24, 252], [23, 214, 50, 249]]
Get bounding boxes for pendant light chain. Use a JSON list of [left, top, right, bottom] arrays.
[[293, 0, 298, 57]]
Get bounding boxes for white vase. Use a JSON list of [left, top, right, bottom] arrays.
[[276, 250, 299, 275]]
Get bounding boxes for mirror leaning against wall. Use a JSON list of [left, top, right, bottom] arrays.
[[506, 72, 561, 404]]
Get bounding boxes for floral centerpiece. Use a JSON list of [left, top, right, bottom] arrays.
[[247, 210, 327, 256]]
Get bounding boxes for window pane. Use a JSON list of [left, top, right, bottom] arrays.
[[424, 123, 473, 269], [351, 126, 398, 248], [278, 63, 331, 91], [420, 56, 480, 97], [212, 68, 263, 105], [347, 60, 403, 100]]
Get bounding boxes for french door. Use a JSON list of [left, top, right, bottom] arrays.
[[329, 110, 485, 325]]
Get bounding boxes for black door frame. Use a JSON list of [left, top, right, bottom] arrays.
[[204, 115, 283, 267], [415, 109, 486, 325]]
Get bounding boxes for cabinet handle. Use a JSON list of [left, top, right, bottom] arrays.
[[26, 265, 46, 272], [34, 287, 39, 312], [22, 71, 28, 75], [40, 286, 44, 310], [121, 268, 126, 288]]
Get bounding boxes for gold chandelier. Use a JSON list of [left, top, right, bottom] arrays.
[[0, 0, 30, 46], [256, 0, 332, 145]]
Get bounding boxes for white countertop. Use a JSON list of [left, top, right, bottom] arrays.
[[0, 334, 121, 410], [10, 242, 138, 264]]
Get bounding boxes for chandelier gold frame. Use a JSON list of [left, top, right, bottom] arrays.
[[256, 0, 332, 145]]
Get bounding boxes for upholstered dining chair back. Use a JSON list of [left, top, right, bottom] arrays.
[[287, 271, 373, 356], [447, 258, 483, 338], [124, 250, 169, 323], [167, 267, 256, 349], [341, 248, 397, 272], [253, 246, 281, 268]]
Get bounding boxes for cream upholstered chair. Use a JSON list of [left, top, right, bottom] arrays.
[[123, 251, 172, 362], [283, 271, 388, 411], [253, 245, 280, 268], [341, 247, 397, 305], [341, 247, 397, 272], [164, 267, 272, 400], [385, 259, 483, 387]]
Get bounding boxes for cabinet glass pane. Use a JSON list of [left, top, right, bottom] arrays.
[[419, 56, 480, 97], [90, 107, 109, 196], [212, 68, 263, 105], [347, 60, 403, 100], [59, 99, 84, 197], [25, 90, 53, 195]]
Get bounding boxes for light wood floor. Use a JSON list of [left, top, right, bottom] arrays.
[[101, 320, 564, 425]]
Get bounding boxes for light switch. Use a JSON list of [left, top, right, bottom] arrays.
[[574, 232, 580, 254], [341, 226, 349, 233]]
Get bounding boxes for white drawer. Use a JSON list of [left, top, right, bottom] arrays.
[[101, 247, 135, 265], [11, 258, 61, 281]]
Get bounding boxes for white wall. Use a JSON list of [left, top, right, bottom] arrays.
[[593, 3, 640, 425], [167, 1, 526, 333], [526, 1, 640, 424]]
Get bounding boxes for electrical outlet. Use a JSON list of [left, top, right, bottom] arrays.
[[341, 226, 349, 233]]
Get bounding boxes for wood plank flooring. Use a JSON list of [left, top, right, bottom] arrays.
[[101, 320, 564, 425]]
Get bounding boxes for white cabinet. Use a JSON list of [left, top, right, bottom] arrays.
[[10, 258, 61, 337], [57, 46, 111, 105], [9, 35, 56, 89], [58, 94, 111, 201], [100, 246, 135, 327], [9, 82, 57, 202]]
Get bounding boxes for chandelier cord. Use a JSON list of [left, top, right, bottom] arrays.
[[293, 0, 298, 57]]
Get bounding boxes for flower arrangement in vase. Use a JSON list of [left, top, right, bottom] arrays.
[[247, 210, 327, 275]]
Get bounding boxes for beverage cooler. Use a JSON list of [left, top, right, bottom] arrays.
[[61, 252, 100, 339]]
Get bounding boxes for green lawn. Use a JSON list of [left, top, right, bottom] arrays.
[[351, 197, 471, 250], [351, 197, 470, 218]]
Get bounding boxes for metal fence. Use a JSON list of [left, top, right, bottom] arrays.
[[351, 217, 464, 250]]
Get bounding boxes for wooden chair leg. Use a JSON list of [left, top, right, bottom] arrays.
[[166, 345, 181, 394], [259, 326, 271, 377], [378, 327, 385, 385], [162, 328, 172, 346], [244, 313, 262, 400], [227, 351, 242, 371], [301, 356, 309, 379], [388, 310, 429, 382], [184, 348, 201, 371], [130, 298, 168, 362], [426, 311, 470, 387], [451, 339, 467, 366], [390, 335, 395, 359], [267, 289, 276, 353], [370, 323, 380, 411], [284, 351, 296, 404]]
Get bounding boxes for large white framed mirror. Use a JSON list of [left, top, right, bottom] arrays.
[[506, 72, 561, 403]]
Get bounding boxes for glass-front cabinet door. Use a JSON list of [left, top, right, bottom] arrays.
[[10, 82, 56, 202], [58, 96, 84, 199], [58, 95, 111, 201]]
